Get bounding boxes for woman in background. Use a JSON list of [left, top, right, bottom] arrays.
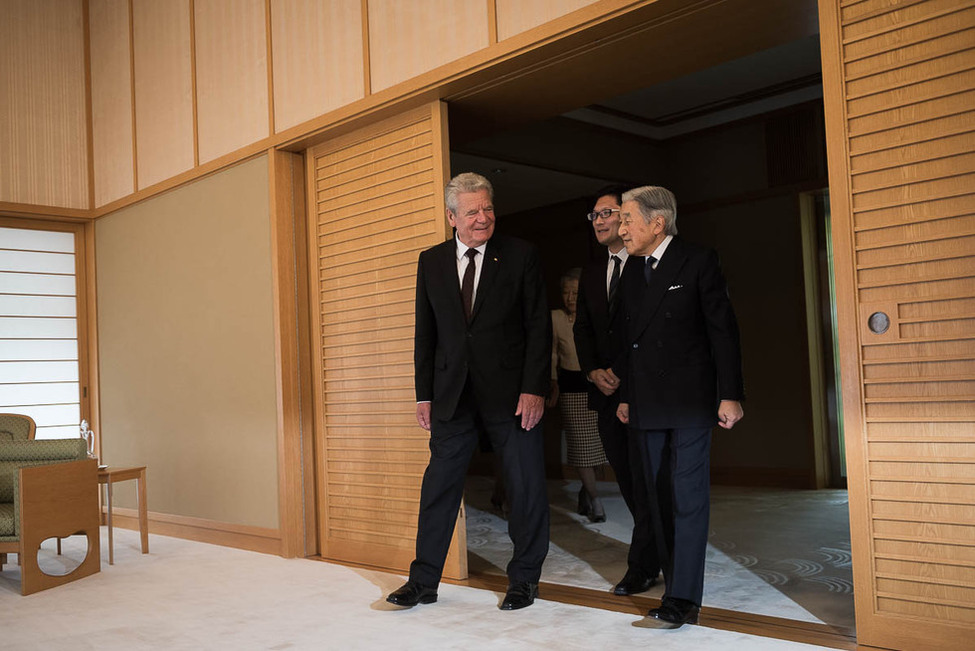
[[547, 268, 608, 522]]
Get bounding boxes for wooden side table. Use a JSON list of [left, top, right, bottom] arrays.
[[98, 466, 149, 565]]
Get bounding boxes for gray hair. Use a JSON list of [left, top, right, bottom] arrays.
[[622, 185, 678, 236], [445, 172, 493, 214], [560, 267, 582, 288]]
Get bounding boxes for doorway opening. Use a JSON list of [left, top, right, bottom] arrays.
[[447, 31, 854, 637]]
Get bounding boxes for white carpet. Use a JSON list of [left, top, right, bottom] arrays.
[[0, 528, 837, 650]]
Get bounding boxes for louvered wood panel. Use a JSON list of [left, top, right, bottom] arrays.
[[305, 102, 465, 576], [820, 1, 975, 648]]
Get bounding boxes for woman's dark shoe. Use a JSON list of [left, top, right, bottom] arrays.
[[587, 495, 606, 523], [577, 487, 591, 515]]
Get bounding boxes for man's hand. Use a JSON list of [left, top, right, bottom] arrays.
[[589, 368, 620, 397], [616, 402, 629, 424], [416, 402, 432, 431], [717, 400, 743, 429], [516, 393, 545, 430]]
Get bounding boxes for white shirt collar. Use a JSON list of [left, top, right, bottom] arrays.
[[607, 245, 629, 265], [455, 235, 487, 260], [648, 235, 674, 265]]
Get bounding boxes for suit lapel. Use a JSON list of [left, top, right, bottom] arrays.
[[434, 240, 466, 324], [470, 238, 501, 323], [634, 238, 687, 338]]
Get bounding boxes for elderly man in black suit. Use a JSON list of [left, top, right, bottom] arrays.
[[387, 172, 551, 611], [616, 185, 744, 629], [573, 185, 660, 596]]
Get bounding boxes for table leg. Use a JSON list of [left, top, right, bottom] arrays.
[[106, 478, 114, 565], [137, 468, 149, 554]]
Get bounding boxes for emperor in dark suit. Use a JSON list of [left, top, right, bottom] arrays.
[[572, 185, 660, 596], [616, 185, 744, 629], [387, 172, 551, 612]]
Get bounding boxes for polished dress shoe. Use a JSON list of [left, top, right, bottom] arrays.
[[644, 596, 700, 629], [500, 582, 538, 610], [612, 569, 657, 596], [386, 581, 438, 607]]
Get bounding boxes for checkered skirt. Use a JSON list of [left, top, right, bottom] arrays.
[[559, 391, 607, 466]]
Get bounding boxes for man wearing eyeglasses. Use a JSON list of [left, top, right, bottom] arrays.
[[573, 185, 660, 597], [387, 172, 551, 612], [616, 185, 744, 629]]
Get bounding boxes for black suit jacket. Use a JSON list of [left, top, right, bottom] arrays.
[[414, 234, 551, 423], [573, 253, 631, 412], [619, 237, 744, 430]]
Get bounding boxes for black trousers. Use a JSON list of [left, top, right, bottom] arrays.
[[409, 384, 550, 588], [630, 426, 711, 606], [596, 403, 659, 577]]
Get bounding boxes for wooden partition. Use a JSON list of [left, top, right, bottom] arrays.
[[305, 101, 465, 577], [819, 1, 975, 648]]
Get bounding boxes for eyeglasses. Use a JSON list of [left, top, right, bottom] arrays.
[[586, 208, 620, 222]]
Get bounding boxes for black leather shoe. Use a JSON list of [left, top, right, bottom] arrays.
[[645, 597, 700, 629], [613, 569, 657, 596], [386, 581, 438, 607], [500, 582, 538, 610]]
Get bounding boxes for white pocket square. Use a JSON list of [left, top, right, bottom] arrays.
[[668, 284, 683, 291]]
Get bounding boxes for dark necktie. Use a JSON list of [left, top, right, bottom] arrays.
[[461, 248, 478, 321], [644, 255, 657, 285], [608, 255, 621, 313]]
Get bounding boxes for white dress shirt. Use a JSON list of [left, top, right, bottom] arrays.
[[455, 235, 488, 301], [648, 235, 674, 269], [605, 246, 630, 296]]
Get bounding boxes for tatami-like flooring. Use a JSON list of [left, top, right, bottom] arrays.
[[465, 477, 855, 640]]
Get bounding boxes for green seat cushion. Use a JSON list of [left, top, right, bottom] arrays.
[[0, 502, 13, 537]]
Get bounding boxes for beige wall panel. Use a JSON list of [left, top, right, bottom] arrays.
[[495, 0, 597, 40], [270, 0, 364, 133], [0, 0, 88, 209], [194, 0, 268, 163], [367, 0, 488, 92], [132, 0, 194, 189], [90, 0, 135, 207], [96, 156, 279, 528]]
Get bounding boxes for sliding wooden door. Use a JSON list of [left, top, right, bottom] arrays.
[[819, 1, 975, 648], [305, 101, 466, 578]]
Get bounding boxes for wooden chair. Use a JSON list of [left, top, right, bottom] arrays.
[[0, 439, 100, 595], [0, 413, 36, 442]]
